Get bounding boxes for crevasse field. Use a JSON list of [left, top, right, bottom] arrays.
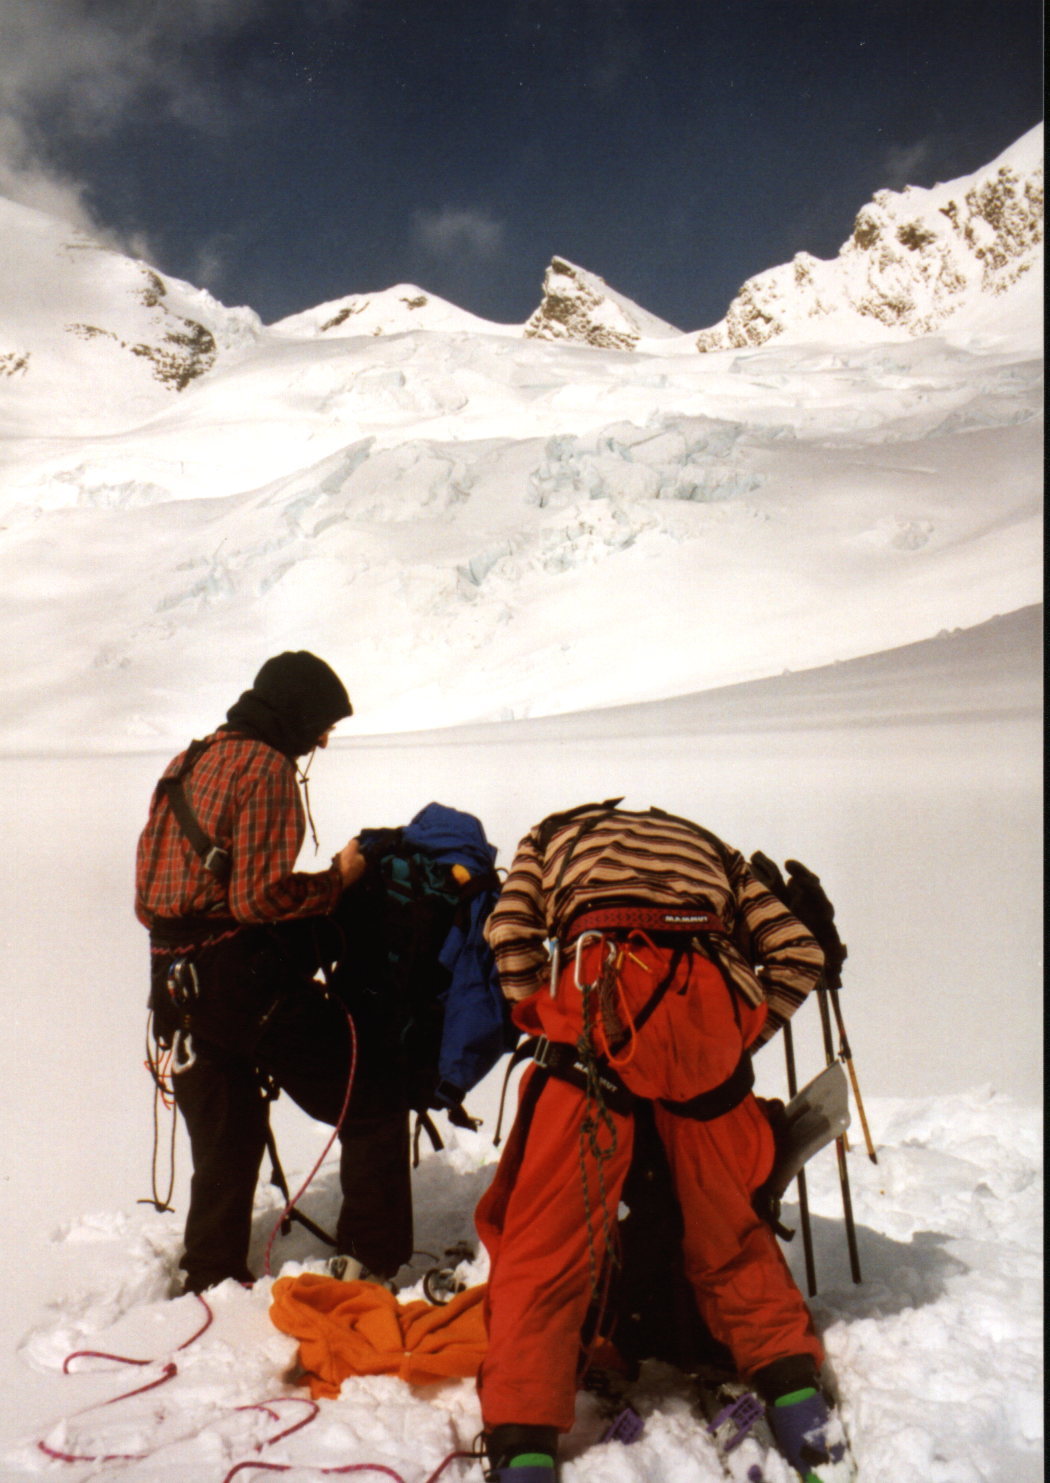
[[0, 133, 1042, 1482]]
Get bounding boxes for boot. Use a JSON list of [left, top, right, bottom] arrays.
[[483, 1423, 559, 1482], [767, 1387, 851, 1481]]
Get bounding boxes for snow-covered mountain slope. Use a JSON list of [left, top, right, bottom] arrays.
[[0, 594, 1042, 1477], [0, 321, 1039, 751], [696, 124, 1044, 351], [272, 282, 521, 339], [0, 198, 263, 435], [0, 1092, 1040, 1483], [524, 256, 687, 349], [0, 127, 1042, 752]]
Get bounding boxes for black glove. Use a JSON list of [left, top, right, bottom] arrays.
[[750, 851, 847, 987], [784, 859, 847, 987]]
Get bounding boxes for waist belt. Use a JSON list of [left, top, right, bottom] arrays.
[[149, 914, 241, 952], [529, 1036, 754, 1123], [532, 1036, 636, 1115], [564, 904, 727, 945], [658, 1049, 754, 1120]]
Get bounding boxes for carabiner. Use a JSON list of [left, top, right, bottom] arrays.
[[172, 1028, 197, 1074], [167, 958, 201, 1007], [574, 930, 607, 992]]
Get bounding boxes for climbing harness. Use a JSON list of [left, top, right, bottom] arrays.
[[154, 737, 233, 885]]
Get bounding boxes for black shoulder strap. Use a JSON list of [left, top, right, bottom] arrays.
[[158, 739, 232, 885], [536, 798, 625, 898], [535, 797, 624, 857]]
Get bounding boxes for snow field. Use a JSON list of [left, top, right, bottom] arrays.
[[0, 1094, 1040, 1483]]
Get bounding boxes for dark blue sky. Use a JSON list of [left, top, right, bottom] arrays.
[[7, 0, 1044, 329]]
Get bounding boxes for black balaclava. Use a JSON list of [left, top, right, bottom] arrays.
[[223, 651, 352, 758]]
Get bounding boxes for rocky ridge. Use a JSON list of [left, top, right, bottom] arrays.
[[524, 256, 684, 349], [696, 124, 1043, 350], [0, 196, 261, 431]]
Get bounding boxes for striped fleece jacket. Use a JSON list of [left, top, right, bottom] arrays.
[[484, 804, 824, 1045]]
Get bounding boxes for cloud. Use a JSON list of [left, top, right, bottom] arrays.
[[0, 115, 98, 233], [0, 0, 308, 237], [879, 140, 935, 191], [0, 1, 253, 128], [189, 233, 241, 296], [413, 207, 506, 261]]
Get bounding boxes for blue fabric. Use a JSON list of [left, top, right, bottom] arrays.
[[401, 803, 514, 1102]]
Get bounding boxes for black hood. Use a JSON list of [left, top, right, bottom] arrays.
[[223, 651, 352, 758]]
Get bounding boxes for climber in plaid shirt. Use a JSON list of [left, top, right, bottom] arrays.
[[137, 729, 356, 929], [136, 652, 410, 1295]]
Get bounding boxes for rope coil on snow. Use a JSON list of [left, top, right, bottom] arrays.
[[37, 1295, 214, 1465], [221, 1451, 475, 1483]]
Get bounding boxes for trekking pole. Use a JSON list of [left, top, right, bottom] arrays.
[[825, 987, 878, 1164], [782, 1021, 818, 1297], [816, 988, 863, 1285]]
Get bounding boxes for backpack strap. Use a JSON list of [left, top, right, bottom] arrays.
[[157, 738, 232, 885]]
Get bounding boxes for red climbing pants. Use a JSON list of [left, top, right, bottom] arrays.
[[476, 937, 824, 1432]]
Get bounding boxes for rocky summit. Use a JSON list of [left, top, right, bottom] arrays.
[[524, 256, 684, 350], [696, 124, 1043, 351]]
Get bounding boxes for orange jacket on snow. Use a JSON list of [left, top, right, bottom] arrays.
[[269, 1274, 487, 1399]]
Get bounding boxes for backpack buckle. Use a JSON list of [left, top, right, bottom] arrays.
[[533, 1035, 554, 1070], [203, 845, 231, 884]]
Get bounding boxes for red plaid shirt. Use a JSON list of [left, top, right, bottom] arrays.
[[135, 731, 342, 928]]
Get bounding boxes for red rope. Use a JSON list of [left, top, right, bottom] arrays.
[[37, 1296, 214, 1464], [37, 1362, 178, 1463], [234, 1397, 321, 1447], [222, 1464, 407, 1481], [221, 1453, 474, 1483], [264, 1000, 358, 1277], [60, 1292, 213, 1373], [39, 1284, 474, 1483]]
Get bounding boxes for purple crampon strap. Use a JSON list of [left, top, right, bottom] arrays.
[[709, 1391, 765, 1453], [600, 1406, 644, 1445]]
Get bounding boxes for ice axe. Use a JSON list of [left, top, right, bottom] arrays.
[[780, 1019, 817, 1296], [782, 858, 878, 1166], [750, 851, 872, 1287]]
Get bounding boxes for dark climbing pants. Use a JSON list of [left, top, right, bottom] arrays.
[[151, 921, 413, 1292]]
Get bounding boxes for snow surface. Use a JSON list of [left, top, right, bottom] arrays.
[[0, 610, 1041, 1480], [0, 126, 1042, 749], [0, 124, 1042, 1482]]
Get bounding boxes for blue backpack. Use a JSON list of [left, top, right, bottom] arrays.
[[333, 803, 515, 1140]]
